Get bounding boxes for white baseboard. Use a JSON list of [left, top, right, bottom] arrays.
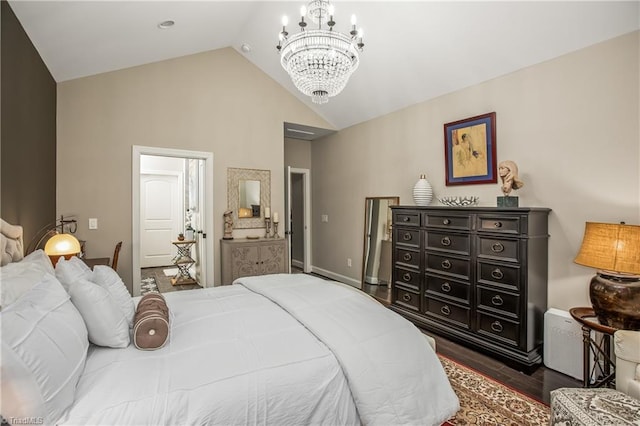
[[310, 266, 360, 288], [291, 259, 304, 269]]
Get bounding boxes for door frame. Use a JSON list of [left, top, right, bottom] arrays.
[[285, 167, 311, 273], [132, 145, 214, 296]]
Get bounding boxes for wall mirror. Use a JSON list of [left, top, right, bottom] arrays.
[[361, 196, 399, 304], [227, 168, 270, 229]]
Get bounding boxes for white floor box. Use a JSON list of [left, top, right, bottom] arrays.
[[543, 308, 594, 381]]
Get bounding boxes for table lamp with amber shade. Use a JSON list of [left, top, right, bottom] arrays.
[[574, 222, 640, 330], [44, 233, 81, 266]]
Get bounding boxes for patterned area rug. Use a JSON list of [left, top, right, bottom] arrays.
[[140, 277, 159, 295], [440, 355, 550, 425]]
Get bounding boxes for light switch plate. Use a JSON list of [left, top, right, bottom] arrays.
[[89, 218, 98, 229], [321, 214, 329, 223]]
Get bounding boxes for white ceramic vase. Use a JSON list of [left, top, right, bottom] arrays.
[[413, 174, 433, 206]]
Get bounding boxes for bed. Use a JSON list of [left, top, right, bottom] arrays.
[[1, 219, 459, 425]]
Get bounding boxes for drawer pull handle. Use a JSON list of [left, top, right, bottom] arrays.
[[491, 268, 504, 280], [403, 253, 412, 262], [441, 282, 451, 292], [441, 260, 452, 270], [441, 237, 452, 247], [491, 242, 505, 253], [491, 321, 503, 333], [494, 221, 503, 228], [402, 294, 411, 302], [403, 272, 411, 282], [440, 305, 451, 316], [403, 232, 412, 241], [403, 216, 411, 222], [443, 219, 451, 225], [491, 295, 504, 306]]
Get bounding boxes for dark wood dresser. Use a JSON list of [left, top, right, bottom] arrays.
[[390, 206, 550, 372]]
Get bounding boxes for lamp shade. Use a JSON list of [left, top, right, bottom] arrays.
[[574, 222, 640, 275], [44, 233, 81, 257]]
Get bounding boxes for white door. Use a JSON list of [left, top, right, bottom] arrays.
[[285, 167, 311, 273], [140, 172, 182, 267]]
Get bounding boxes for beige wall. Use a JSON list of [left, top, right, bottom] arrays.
[[311, 31, 640, 310], [57, 47, 330, 292]]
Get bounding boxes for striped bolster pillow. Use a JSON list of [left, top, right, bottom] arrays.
[[133, 293, 169, 350]]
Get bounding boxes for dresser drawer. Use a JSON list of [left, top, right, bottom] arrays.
[[477, 215, 521, 234], [394, 247, 420, 269], [394, 286, 420, 312], [477, 286, 520, 319], [477, 313, 520, 347], [477, 236, 520, 263], [394, 266, 420, 291], [424, 298, 470, 329], [425, 231, 470, 255], [423, 212, 471, 230], [425, 275, 470, 304], [426, 253, 470, 279], [394, 212, 420, 227], [477, 261, 520, 291], [394, 228, 420, 248]]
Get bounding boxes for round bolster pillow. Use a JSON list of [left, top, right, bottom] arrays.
[[133, 293, 169, 350]]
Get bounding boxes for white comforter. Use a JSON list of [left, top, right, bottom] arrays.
[[60, 274, 458, 425], [236, 274, 459, 426]]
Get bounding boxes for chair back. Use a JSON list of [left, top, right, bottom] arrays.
[[111, 241, 122, 271]]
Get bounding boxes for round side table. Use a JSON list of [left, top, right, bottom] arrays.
[[569, 307, 617, 388]]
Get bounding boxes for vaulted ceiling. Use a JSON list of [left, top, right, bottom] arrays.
[[9, 1, 639, 130]]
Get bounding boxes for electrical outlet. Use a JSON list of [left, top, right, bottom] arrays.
[[347, 258, 352, 267], [89, 218, 98, 229]]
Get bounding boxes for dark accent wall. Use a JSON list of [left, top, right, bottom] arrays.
[[1, 1, 56, 246]]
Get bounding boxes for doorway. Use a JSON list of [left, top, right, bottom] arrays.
[[285, 167, 311, 273], [132, 146, 214, 296]]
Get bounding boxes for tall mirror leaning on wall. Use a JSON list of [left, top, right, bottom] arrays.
[[361, 196, 399, 305]]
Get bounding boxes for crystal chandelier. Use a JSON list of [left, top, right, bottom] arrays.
[[277, 0, 365, 104]]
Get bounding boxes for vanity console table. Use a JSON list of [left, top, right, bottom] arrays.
[[390, 206, 550, 372], [220, 238, 288, 285]]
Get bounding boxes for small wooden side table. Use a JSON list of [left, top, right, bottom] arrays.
[[83, 257, 110, 270], [569, 307, 618, 388], [171, 240, 197, 285]]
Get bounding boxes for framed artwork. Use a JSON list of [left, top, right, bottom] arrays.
[[444, 112, 497, 186]]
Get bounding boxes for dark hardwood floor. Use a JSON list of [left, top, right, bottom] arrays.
[[430, 330, 581, 405], [141, 266, 202, 293]]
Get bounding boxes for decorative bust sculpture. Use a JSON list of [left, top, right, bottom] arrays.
[[498, 160, 524, 197], [223, 210, 234, 240]]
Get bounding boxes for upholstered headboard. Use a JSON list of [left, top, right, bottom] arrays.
[[1, 219, 24, 266]]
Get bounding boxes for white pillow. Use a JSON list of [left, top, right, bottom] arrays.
[[1, 273, 89, 424], [55, 256, 92, 291], [68, 278, 130, 348], [0, 249, 55, 306], [92, 265, 135, 328]]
